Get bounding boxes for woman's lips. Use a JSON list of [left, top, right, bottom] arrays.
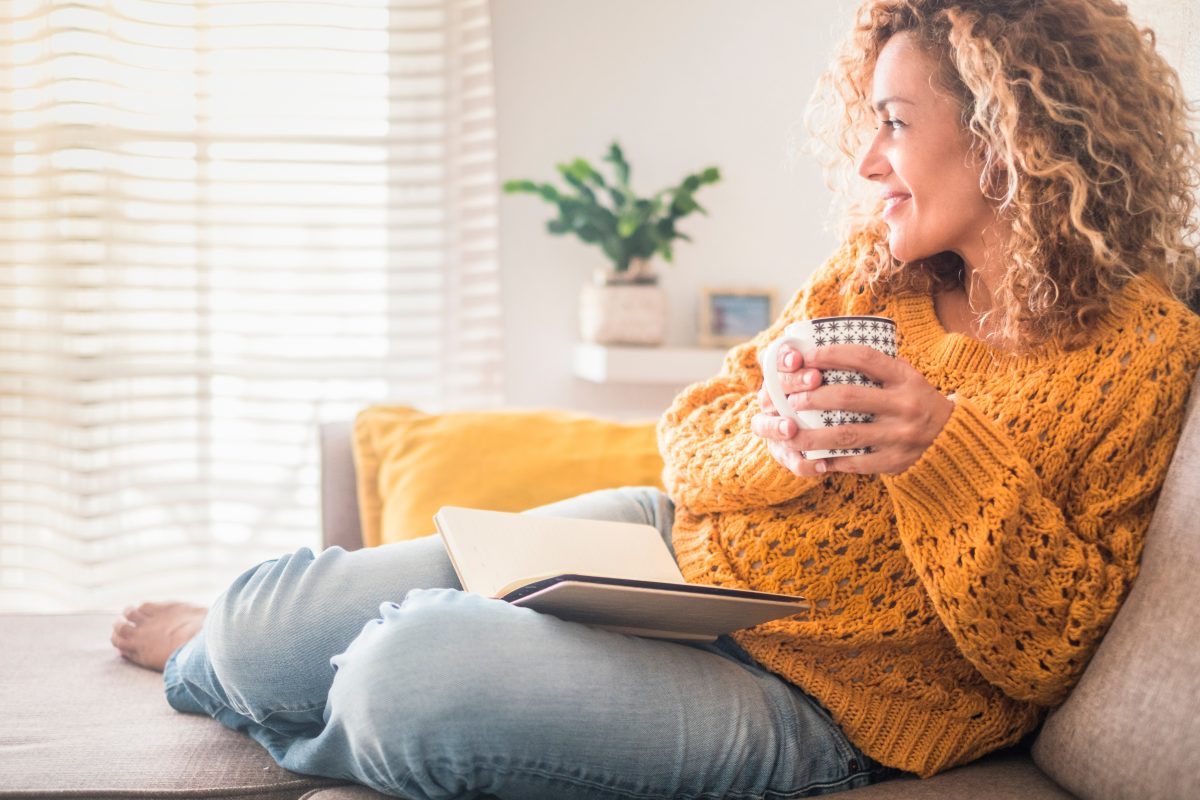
[[882, 193, 910, 218]]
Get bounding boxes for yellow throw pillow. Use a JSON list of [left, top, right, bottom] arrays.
[[352, 406, 665, 547]]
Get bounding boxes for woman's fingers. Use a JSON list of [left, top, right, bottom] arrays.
[[758, 386, 775, 413], [768, 439, 823, 477], [762, 368, 823, 396], [751, 411, 795, 440], [788, 384, 884, 415], [802, 343, 901, 384], [787, 422, 875, 456], [775, 345, 802, 372], [752, 408, 825, 477]]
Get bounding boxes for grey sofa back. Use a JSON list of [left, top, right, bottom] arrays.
[[320, 420, 362, 551], [1032, 370, 1200, 800]]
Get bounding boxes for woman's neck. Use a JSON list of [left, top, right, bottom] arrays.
[[939, 223, 1007, 341], [935, 261, 1007, 340]]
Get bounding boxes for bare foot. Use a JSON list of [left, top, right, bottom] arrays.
[[111, 602, 208, 672]]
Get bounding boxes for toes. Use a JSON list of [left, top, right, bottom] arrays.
[[133, 601, 165, 619], [115, 646, 141, 664], [126, 601, 179, 622], [110, 624, 134, 653], [111, 618, 134, 639]]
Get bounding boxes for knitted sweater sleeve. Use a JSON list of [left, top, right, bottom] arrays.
[[882, 325, 1199, 707], [657, 257, 854, 515]]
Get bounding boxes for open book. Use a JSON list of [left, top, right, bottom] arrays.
[[434, 506, 809, 642]]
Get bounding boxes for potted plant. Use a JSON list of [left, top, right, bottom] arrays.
[[503, 141, 720, 346]]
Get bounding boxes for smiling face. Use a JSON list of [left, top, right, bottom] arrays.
[[857, 32, 998, 268]]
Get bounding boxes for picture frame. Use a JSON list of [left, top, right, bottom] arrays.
[[698, 287, 779, 347]]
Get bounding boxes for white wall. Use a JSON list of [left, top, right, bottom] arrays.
[[491, 0, 854, 419]]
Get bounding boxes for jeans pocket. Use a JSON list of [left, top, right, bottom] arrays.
[[789, 685, 902, 783]]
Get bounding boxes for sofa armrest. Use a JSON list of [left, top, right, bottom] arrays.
[[320, 421, 363, 551]]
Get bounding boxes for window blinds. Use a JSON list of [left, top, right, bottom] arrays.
[[0, 0, 503, 612]]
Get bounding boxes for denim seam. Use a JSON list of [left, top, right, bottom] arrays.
[[773, 692, 866, 798], [257, 702, 327, 722], [207, 664, 327, 721], [162, 674, 219, 720], [814, 705, 859, 769], [700, 639, 864, 795], [790, 688, 861, 770], [230, 698, 327, 727], [386, 755, 890, 800]]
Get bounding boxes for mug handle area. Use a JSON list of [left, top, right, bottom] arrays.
[[759, 335, 810, 427]]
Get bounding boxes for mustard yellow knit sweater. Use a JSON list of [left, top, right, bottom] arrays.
[[658, 254, 1200, 778]]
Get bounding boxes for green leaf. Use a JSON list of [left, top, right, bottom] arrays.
[[605, 142, 630, 187], [502, 179, 537, 193], [616, 219, 636, 238], [671, 195, 698, 215], [576, 224, 603, 243], [562, 158, 605, 187], [576, 159, 608, 189], [560, 169, 597, 203], [601, 236, 628, 269]]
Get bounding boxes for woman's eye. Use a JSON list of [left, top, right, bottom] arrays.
[[881, 118, 904, 130]]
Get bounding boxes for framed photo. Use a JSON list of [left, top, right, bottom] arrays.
[[698, 287, 778, 347]]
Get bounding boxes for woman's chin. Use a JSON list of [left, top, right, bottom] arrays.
[[886, 232, 938, 265], [887, 234, 916, 263]]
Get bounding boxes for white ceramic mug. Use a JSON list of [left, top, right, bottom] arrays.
[[758, 315, 897, 459]]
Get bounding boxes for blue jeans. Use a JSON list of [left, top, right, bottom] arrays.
[[164, 487, 899, 799]]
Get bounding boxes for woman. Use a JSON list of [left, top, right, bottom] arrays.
[[113, 1, 1200, 797]]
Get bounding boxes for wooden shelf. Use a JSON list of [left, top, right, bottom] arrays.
[[572, 343, 727, 384]]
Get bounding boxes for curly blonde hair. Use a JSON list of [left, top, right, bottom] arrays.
[[812, 0, 1200, 348]]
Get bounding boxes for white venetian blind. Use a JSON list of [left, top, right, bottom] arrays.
[[0, 0, 503, 612]]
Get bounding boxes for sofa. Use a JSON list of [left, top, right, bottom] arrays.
[[4, 373, 1199, 800]]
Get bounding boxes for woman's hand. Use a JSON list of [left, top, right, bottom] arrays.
[[752, 343, 955, 476], [751, 346, 827, 477]]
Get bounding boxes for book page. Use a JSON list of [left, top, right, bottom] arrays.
[[434, 507, 685, 598]]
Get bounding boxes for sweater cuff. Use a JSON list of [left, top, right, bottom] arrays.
[[883, 396, 1025, 522]]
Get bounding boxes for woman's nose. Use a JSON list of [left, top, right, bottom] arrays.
[[857, 134, 889, 181]]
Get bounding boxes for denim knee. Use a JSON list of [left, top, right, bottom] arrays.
[[204, 549, 320, 718], [325, 589, 569, 796]]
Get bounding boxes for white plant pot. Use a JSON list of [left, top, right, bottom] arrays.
[[579, 280, 667, 346]]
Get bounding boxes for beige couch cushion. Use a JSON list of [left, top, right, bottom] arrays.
[[0, 613, 343, 799], [302, 748, 1075, 800], [1032, 371, 1200, 800]]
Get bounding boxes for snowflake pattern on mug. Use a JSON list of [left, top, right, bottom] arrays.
[[810, 317, 898, 357], [801, 316, 897, 458]]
